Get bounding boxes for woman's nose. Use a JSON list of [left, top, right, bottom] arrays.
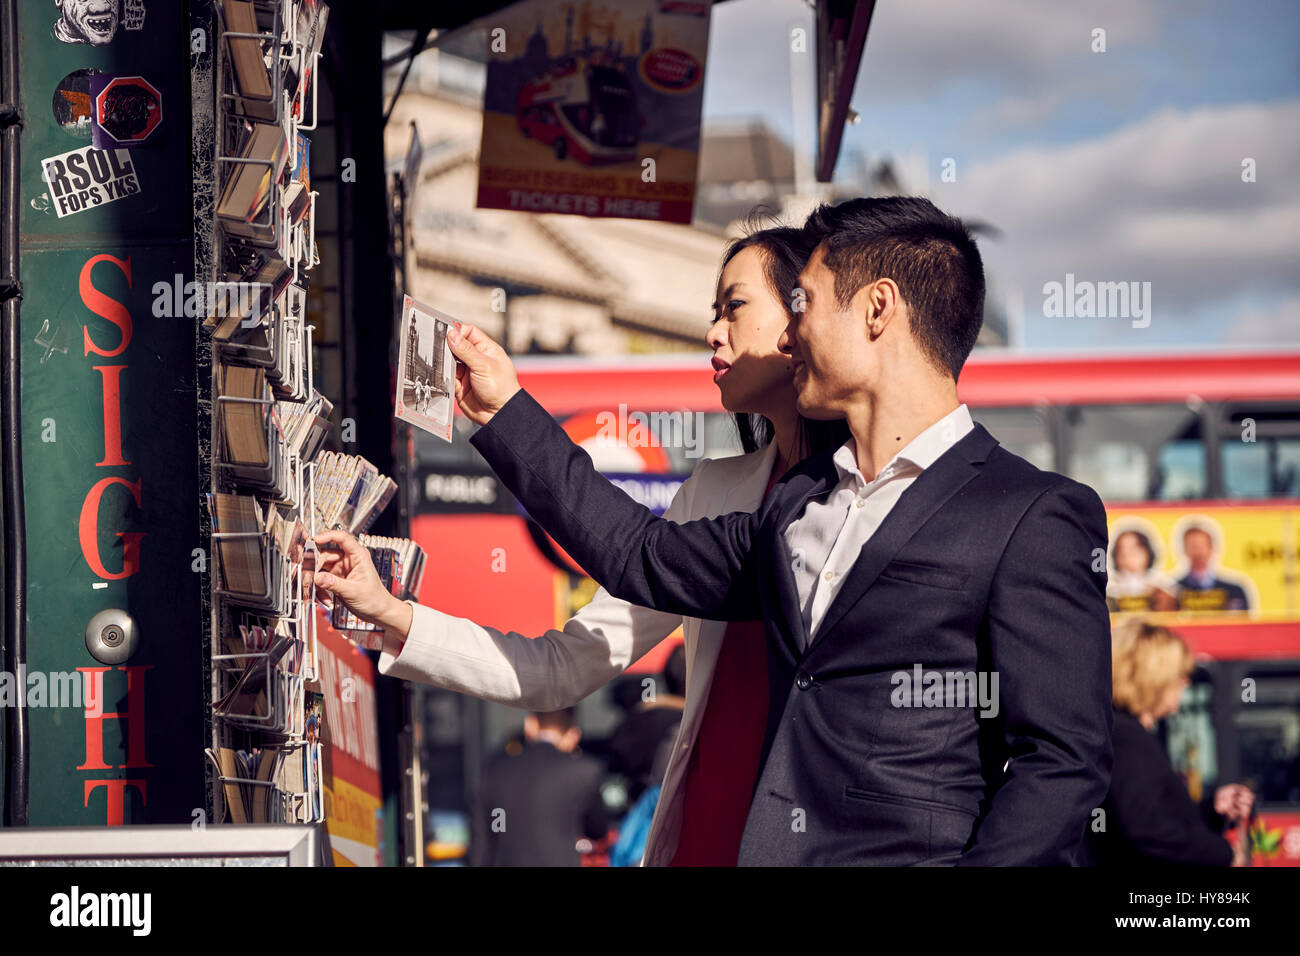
[[705, 321, 726, 350]]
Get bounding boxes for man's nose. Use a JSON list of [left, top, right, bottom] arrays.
[[777, 324, 795, 355]]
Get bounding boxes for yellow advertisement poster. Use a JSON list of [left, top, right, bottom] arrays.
[[1104, 504, 1299, 621]]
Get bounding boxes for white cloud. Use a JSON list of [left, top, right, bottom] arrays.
[[858, 0, 1160, 96], [1228, 293, 1300, 346], [938, 98, 1300, 340]]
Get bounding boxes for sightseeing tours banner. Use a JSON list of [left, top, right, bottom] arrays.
[[476, 0, 714, 224]]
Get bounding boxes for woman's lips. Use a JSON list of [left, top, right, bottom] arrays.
[[711, 356, 730, 383]]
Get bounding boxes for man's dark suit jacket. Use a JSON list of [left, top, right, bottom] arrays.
[[470, 389, 1114, 866], [469, 739, 609, 867]]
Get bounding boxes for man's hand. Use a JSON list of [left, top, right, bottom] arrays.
[[309, 530, 413, 639], [447, 324, 520, 425]]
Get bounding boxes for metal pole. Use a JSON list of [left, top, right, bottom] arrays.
[[0, 0, 29, 827]]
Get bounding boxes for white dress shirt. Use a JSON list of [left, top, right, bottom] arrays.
[[784, 404, 975, 644]]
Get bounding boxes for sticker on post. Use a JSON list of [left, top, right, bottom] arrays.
[[40, 145, 141, 218], [90, 75, 162, 148], [51, 0, 146, 46]]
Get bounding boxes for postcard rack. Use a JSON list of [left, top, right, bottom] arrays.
[[208, 739, 322, 825], [214, 282, 312, 403], [216, 0, 296, 128], [206, 0, 331, 829]]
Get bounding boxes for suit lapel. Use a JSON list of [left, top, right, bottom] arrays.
[[764, 453, 839, 662], [807, 424, 999, 648]]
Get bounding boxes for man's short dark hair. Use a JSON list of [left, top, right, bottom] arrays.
[[803, 196, 985, 379]]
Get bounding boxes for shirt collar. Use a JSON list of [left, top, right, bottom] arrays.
[[831, 404, 975, 482]]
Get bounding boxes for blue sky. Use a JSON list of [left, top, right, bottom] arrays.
[[701, 0, 1300, 350]]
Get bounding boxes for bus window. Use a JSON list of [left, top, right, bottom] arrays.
[[1234, 670, 1300, 805], [1063, 403, 1206, 501], [1221, 404, 1300, 499], [1162, 668, 1219, 803], [972, 406, 1053, 471]]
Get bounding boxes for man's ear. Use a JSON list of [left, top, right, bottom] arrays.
[[859, 278, 901, 339]]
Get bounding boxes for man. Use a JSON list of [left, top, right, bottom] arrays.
[[468, 708, 610, 867], [421, 198, 1111, 864], [1177, 524, 1251, 612]]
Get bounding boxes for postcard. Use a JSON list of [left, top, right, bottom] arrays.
[[395, 294, 460, 442]]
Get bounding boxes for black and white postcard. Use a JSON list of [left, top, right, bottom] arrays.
[[395, 294, 460, 442]]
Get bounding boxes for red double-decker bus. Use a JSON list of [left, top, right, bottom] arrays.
[[411, 349, 1300, 865]]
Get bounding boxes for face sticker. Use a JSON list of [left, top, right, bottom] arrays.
[[52, 0, 145, 46]]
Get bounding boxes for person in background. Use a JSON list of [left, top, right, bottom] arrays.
[[607, 645, 687, 867], [468, 708, 609, 867], [1177, 524, 1251, 613], [608, 643, 687, 804], [311, 221, 851, 866], [1084, 618, 1254, 866]]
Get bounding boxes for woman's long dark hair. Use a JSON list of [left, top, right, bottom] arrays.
[[720, 220, 851, 461]]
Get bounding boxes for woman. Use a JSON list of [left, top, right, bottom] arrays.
[[312, 223, 850, 866], [1084, 618, 1254, 866]]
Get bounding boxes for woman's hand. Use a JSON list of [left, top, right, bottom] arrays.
[[1214, 783, 1254, 823], [446, 323, 520, 425], [309, 530, 412, 637]]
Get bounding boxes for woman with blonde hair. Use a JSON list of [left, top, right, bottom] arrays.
[[1084, 617, 1254, 866]]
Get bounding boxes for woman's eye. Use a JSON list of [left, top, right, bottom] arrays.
[[728, 299, 746, 311]]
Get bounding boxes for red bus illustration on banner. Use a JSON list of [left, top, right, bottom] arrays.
[[515, 57, 641, 165]]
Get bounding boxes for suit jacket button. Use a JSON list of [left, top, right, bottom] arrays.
[[796, 672, 812, 690]]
